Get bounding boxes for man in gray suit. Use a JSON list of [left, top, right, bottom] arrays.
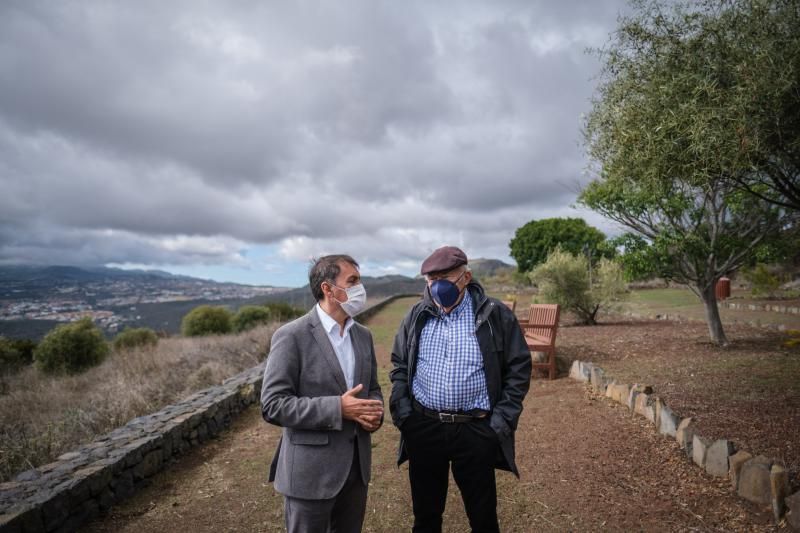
[[261, 254, 384, 533]]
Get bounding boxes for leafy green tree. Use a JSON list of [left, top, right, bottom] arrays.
[[232, 306, 272, 333], [530, 247, 627, 325], [585, 0, 800, 211], [581, 0, 797, 345], [34, 318, 110, 374], [113, 327, 159, 351], [509, 217, 614, 273], [181, 306, 233, 337], [609, 233, 658, 282]]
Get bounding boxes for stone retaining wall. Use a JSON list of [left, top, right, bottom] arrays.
[[569, 360, 800, 530], [0, 294, 414, 533], [0, 366, 264, 533]]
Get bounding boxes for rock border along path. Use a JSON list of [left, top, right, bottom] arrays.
[[570, 359, 800, 529]]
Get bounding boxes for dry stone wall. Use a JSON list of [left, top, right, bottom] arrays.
[[0, 366, 263, 533], [570, 360, 800, 529], [0, 294, 413, 533]]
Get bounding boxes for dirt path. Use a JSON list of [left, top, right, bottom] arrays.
[[85, 298, 777, 532]]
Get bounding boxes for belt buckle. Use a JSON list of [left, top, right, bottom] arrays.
[[438, 412, 456, 423]]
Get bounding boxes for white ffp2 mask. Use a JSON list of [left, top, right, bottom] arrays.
[[334, 283, 367, 317]]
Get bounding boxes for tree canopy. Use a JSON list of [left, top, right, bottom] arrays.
[[586, 0, 800, 210], [581, 0, 798, 345], [509, 217, 614, 273]]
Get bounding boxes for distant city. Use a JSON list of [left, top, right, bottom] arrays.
[[0, 265, 289, 336]]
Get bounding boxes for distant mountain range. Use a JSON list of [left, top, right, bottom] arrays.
[[0, 265, 242, 285], [468, 258, 515, 279]]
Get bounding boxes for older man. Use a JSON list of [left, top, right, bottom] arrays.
[[261, 254, 384, 533], [389, 246, 531, 533]]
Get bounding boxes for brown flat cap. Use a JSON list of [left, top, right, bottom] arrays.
[[420, 246, 468, 275]]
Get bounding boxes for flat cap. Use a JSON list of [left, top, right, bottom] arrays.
[[420, 246, 468, 275]]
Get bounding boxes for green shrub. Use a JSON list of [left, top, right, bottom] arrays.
[[9, 339, 36, 366], [113, 327, 159, 351], [0, 338, 36, 374], [181, 306, 233, 337], [232, 306, 272, 333], [264, 302, 304, 322], [0, 337, 21, 374], [742, 264, 782, 298], [33, 318, 110, 375], [531, 247, 627, 324]]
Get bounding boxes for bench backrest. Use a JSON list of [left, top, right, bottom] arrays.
[[524, 304, 560, 342]]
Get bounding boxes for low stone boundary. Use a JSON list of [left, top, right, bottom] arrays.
[[721, 301, 800, 316], [569, 360, 800, 529], [622, 310, 793, 332], [0, 294, 415, 533]]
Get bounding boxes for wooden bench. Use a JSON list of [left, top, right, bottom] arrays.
[[518, 304, 560, 380]]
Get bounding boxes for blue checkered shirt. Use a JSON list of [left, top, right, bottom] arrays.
[[412, 291, 490, 412]]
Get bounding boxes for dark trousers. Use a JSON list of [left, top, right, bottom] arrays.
[[402, 410, 500, 533]]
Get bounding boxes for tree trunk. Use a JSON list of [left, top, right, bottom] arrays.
[[699, 283, 728, 346]]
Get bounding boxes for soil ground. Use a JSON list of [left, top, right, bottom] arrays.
[[84, 296, 789, 532]]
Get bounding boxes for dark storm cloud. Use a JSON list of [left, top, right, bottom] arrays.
[[0, 0, 627, 271]]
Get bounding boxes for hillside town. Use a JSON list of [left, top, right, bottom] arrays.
[[0, 270, 288, 332]]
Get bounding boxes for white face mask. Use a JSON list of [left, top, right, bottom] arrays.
[[332, 283, 367, 317]]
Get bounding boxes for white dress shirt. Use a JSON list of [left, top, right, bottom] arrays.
[[315, 304, 356, 389]]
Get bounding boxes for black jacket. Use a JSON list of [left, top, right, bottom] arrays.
[[389, 281, 532, 476]]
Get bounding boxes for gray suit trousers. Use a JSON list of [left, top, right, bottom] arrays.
[[284, 443, 366, 533]]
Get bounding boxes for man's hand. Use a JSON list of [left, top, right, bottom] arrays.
[[341, 384, 383, 427], [355, 413, 382, 432]]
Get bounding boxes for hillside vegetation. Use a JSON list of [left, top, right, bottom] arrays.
[[0, 323, 278, 482]]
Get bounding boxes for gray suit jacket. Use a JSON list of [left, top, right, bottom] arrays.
[[260, 308, 383, 500]]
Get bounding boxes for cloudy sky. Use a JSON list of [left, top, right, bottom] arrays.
[[0, 0, 629, 287]]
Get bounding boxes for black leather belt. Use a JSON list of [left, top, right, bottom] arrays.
[[412, 399, 488, 423]]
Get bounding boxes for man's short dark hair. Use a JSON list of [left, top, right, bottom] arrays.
[[308, 254, 359, 302]]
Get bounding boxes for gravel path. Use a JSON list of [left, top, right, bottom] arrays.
[[83, 380, 776, 532]]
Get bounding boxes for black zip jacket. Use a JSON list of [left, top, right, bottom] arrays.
[[389, 281, 532, 476]]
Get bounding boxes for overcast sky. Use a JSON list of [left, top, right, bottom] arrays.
[[0, 0, 629, 287]]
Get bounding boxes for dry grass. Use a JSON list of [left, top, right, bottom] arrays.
[[0, 323, 278, 482]]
